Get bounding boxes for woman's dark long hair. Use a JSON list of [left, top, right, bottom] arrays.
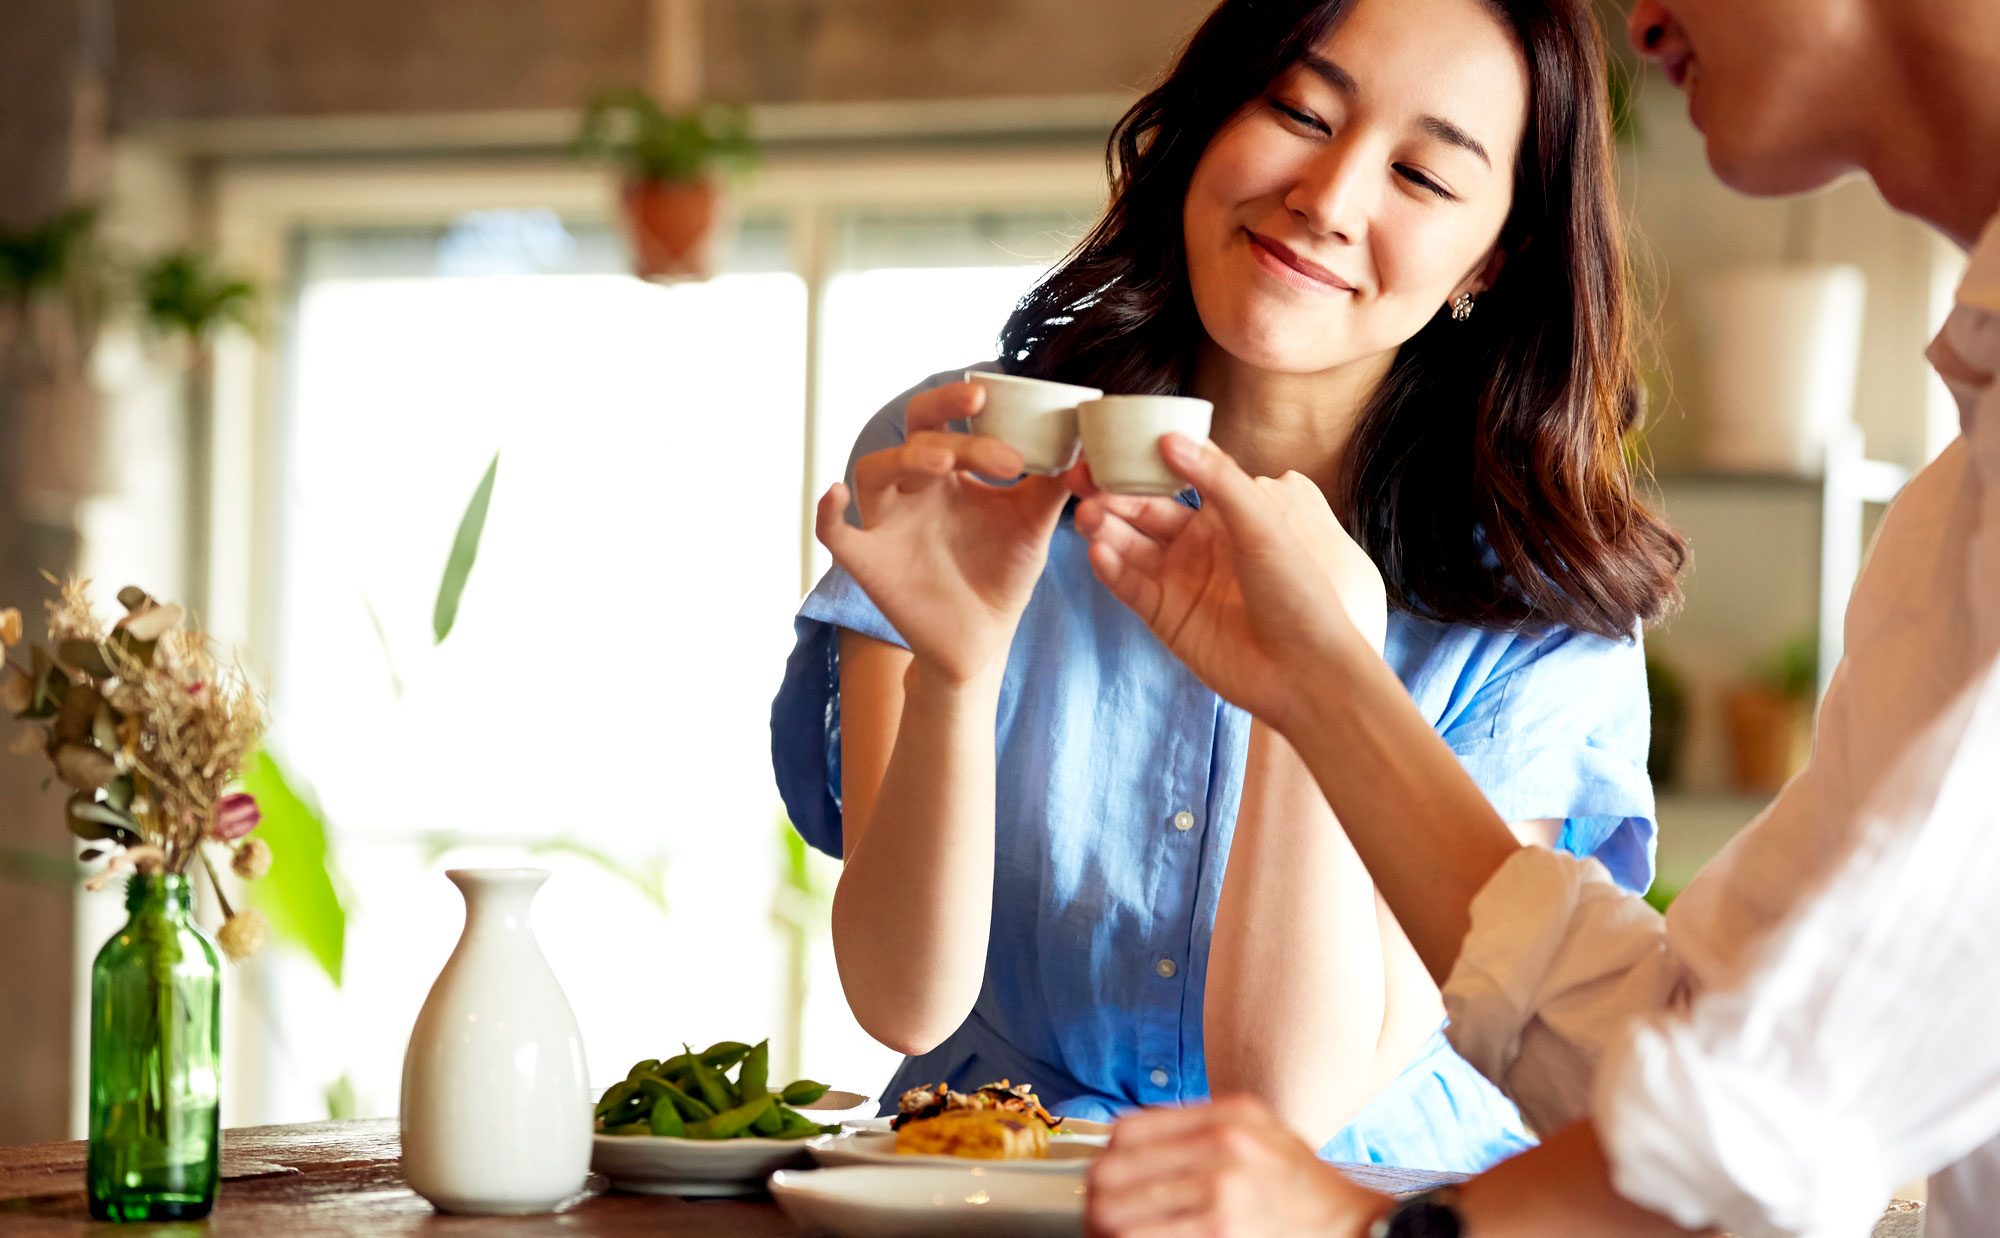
[[1000, 0, 1685, 638]]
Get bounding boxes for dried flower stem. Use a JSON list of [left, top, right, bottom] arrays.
[[198, 847, 237, 922]]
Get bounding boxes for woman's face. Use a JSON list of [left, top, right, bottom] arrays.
[[1183, 0, 1529, 377]]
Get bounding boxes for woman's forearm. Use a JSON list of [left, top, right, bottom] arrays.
[[1205, 724, 1397, 1145], [832, 640, 1003, 1055], [1284, 630, 1524, 985]]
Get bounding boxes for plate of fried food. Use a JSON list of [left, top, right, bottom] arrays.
[[589, 1038, 864, 1196], [808, 1080, 1105, 1174]]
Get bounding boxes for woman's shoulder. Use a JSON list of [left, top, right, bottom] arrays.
[[1389, 612, 1645, 740]]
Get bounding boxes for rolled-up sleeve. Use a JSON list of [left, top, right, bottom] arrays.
[[1441, 847, 1681, 1134], [1594, 660, 2000, 1238]]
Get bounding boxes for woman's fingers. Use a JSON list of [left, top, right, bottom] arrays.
[[852, 432, 1027, 501], [904, 380, 986, 434], [907, 430, 1029, 483], [1157, 434, 1288, 551], [1087, 538, 1164, 624], [1076, 504, 1167, 580], [815, 483, 865, 563], [1080, 492, 1197, 543]]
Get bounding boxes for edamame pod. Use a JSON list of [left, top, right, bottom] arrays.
[[656, 1053, 696, 1082], [656, 1078, 716, 1123], [684, 1094, 774, 1140], [685, 1045, 734, 1113], [625, 1058, 661, 1082], [648, 1096, 686, 1137], [594, 1079, 647, 1126], [770, 1106, 840, 1139], [737, 1040, 770, 1106], [779, 1079, 831, 1106], [700, 1041, 753, 1071]]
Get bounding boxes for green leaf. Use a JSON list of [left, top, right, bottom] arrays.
[[432, 452, 499, 645], [238, 749, 347, 987], [324, 1072, 358, 1121]]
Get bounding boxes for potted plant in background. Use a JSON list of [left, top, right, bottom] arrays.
[[1724, 631, 1817, 794], [2, 583, 274, 1221], [137, 247, 260, 364], [572, 89, 757, 281]]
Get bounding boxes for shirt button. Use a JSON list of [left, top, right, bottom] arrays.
[[1149, 1068, 1170, 1088], [1155, 958, 1177, 979], [1172, 810, 1195, 832]]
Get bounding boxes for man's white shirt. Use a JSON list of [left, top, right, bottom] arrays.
[[1440, 214, 2000, 1238]]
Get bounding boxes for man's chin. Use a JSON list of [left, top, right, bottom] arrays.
[[1705, 132, 1848, 199]]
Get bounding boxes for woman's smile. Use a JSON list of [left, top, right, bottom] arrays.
[[1245, 228, 1358, 296]]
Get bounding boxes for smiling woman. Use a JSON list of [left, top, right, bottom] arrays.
[[775, 0, 1684, 1176]]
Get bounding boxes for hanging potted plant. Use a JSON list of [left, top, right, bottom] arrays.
[[573, 89, 757, 282], [136, 247, 261, 368], [0, 206, 112, 503], [0, 206, 107, 374]]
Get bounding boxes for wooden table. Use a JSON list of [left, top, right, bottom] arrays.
[[0, 1120, 1927, 1235], [0, 1119, 1470, 1235]]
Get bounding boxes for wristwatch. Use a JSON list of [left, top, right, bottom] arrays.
[[1367, 1186, 1465, 1238]]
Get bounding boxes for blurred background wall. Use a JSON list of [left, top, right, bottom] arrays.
[[0, 0, 1962, 1146]]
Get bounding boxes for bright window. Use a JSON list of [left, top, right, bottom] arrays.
[[253, 200, 1085, 1121]]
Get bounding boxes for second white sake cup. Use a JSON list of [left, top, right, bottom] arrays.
[[1077, 395, 1215, 495]]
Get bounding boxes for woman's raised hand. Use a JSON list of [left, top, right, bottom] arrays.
[[1074, 433, 1385, 734], [816, 380, 1077, 685]]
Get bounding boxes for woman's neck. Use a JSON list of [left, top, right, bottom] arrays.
[[1190, 339, 1395, 497]]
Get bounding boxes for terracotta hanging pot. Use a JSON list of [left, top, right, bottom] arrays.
[[618, 177, 721, 282]]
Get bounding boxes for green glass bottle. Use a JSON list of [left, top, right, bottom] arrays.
[[86, 873, 222, 1221]]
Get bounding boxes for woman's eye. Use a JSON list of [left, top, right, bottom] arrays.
[[1395, 165, 1454, 201], [1269, 99, 1330, 135]]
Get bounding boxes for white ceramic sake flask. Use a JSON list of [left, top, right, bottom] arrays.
[[400, 867, 591, 1214]]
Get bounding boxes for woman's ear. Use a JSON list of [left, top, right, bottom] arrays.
[[1463, 242, 1512, 298]]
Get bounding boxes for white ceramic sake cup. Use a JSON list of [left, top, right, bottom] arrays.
[[1077, 395, 1215, 495], [964, 371, 1103, 475]]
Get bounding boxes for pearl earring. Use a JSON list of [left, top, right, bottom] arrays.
[[1451, 293, 1476, 323]]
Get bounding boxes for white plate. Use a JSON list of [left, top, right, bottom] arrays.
[[590, 1131, 816, 1197], [805, 1129, 1099, 1173], [589, 1087, 862, 1196], [840, 1115, 1112, 1140], [770, 1166, 1085, 1237]]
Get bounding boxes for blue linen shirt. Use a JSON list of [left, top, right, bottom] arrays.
[[771, 369, 1657, 1172]]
